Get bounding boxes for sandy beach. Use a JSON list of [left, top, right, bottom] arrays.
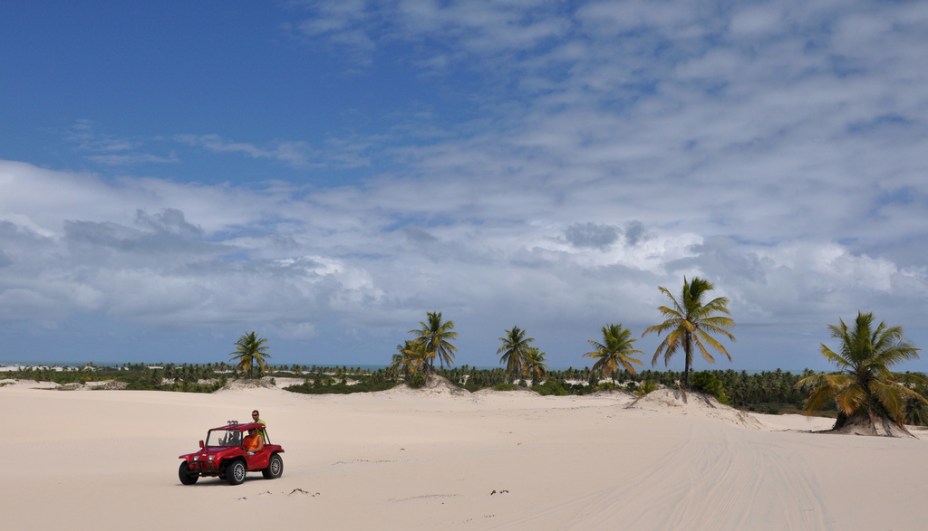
[[2, 379, 926, 530]]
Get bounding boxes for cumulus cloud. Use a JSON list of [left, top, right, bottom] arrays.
[[3, 151, 927, 368]]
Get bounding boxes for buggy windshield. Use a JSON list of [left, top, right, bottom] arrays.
[[206, 428, 244, 448]]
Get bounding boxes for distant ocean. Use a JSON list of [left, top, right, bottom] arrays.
[[0, 360, 784, 374], [0, 360, 391, 371]]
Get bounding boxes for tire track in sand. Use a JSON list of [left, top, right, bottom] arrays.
[[489, 418, 832, 530]]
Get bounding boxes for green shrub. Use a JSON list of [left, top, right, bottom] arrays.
[[285, 379, 397, 394], [634, 380, 657, 397], [406, 373, 426, 389], [533, 379, 568, 396], [691, 372, 730, 404]]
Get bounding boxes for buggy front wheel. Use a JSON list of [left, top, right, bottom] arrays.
[[226, 460, 247, 485], [178, 462, 199, 485]]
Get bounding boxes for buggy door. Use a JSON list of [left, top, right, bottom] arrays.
[[246, 446, 270, 470]]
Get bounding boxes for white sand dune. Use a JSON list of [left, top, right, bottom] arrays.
[[2, 382, 925, 530]]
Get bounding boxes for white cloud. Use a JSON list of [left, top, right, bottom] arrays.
[[66, 120, 177, 166], [3, 0, 928, 369], [3, 153, 927, 368], [174, 133, 371, 170]]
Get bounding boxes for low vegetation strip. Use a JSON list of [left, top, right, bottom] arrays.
[[5, 364, 926, 426]]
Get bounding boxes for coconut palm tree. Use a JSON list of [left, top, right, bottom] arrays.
[[409, 311, 458, 372], [796, 312, 927, 435], [522, 347, 548, 385], [388, 340, 427, 380], [642, 277, 735, 388], [586, 323, 643, 383], [498, 326, 534, 380], [230, 331, 271, 379]]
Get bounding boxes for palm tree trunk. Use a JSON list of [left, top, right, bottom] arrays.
[[683, 333, 692, 389], [833, 411, 850, 429]]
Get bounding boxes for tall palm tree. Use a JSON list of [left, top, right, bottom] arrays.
[[409, 311, 458, 372], [586, 323, 643, 383], [498, 326, 534, 380], [642, 277, 735, 388], [796, 312, 927, 435], [230, 331, 271, 379], [522, 347, 548, 385]]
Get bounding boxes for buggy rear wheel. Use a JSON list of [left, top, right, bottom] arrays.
[[262, 453, 284, 479]]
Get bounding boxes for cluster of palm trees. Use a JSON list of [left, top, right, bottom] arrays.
[[388, 311, 459, 382], [497, 326, 547, 383], [387, 277, 736, 387], [229, 275, 928, 436], [572, 277, 738, 388], [387, 316, 551, 385]]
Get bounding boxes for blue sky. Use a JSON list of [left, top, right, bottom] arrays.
[[1, 1, 927, 372]]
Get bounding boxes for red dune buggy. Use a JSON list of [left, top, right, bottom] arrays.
[[178, 421, 284, 485]]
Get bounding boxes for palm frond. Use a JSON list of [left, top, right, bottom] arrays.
[[834, 384, 867, 416], [819, 344, 851, 370], [869, 380, 908, 424], [692, 336, 717, 363], [802, 383, 837, 414], [695, 329, 732, 361]]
